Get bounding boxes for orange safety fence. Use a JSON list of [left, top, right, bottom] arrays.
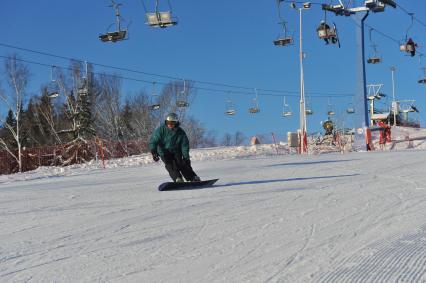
[[0, 138, 148, 175]]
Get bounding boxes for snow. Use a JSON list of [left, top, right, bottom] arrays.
[[1, 129, 426, 282]]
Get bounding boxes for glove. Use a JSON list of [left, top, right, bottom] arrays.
[[151, 150, 160, 162]]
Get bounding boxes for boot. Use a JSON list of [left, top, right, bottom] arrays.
[[175, 177, 184, 183]]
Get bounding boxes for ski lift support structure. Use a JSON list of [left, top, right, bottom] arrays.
[[322, 0, 396, 151]]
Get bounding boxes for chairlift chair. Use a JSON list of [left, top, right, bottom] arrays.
[[149, 82, 161, 110], [282, 97, 292, 117], [399, 14, 416, 56], [176, 79, 189, 108], [145, 0, 178, 28], [248, 88, 260, 114], [418, 65, 426, 84], [326, 98, 335, 116], [316, 14, 340, 47], [274, 21, 293, 47], [273, 0, 293, 46], [317, 22, 337, 39], [225, 99, 236, 116], [346, 103, 355, 114], [99, 1, 129, 43], [367, 29, 382, 64], [47, 65, 60, 98], [305, 108, 313, 115]]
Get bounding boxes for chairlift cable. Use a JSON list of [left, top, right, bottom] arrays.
[[138, 0, 148, 13], [0, 44, 355, 97], [395, 3, 426, 28]]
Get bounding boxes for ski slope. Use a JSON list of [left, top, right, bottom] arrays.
[[1, 145, 426, 282]]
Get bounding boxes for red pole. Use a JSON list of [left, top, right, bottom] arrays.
[[99, 138, 106, 169], [271, 132, 279, 155]]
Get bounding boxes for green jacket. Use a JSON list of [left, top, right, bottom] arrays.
[[149, 124, 190, 158]]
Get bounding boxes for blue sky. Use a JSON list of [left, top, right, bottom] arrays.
[[1, 0, 426, 142]]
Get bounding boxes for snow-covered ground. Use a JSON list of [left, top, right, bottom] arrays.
[[1, 130, 426, 282]]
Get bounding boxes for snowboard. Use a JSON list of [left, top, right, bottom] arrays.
[[158, 179, 219, 191]]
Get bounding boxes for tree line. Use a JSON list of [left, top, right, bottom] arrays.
[[0, 55, 245, 171]]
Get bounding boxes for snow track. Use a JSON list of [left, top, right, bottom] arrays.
[[1, 149, 426, 282]]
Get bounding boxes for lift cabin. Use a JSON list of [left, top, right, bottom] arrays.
[[145, 0, 178, 28], [99, 1, 129, 43]]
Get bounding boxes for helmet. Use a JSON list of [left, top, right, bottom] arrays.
[[165, 113, 179, 122]]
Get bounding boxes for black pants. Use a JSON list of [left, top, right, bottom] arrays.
[[160, 152, 197, 182]]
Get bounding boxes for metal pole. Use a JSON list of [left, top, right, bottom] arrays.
[[391, 66, 396, 126], [353, 11, 369, 151], [298, 7, 307, 154]]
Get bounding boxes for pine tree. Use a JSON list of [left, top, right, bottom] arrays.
[[121, 100, 134, 139], [2, 109, 17, 149]]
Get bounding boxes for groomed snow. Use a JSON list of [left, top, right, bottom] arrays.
[[1, 140, 426, 282]]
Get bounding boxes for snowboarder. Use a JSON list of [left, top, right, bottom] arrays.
[[149, 113, 201, 183]]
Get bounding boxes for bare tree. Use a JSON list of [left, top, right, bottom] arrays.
[[128, 92, 153, 140], [183, 117, 205, 148], [94, 73, 125, 140], [234, 131, 246, 146], [0, 55, 30, 172], [34, 87, 62, 144], [222, 133, 232, 146]]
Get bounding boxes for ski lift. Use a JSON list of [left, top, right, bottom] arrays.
[[399, 13, 417, 57], [282, 96, 292, 117], [144, 0, 178, 28], [48, 65, 60, 98], [248, 88, 260, 113], [99, 1, 129, 43], [273, 1, 293, 46], [149, 82, 161, 110], [225, 97, 236, 116], [367, 28, 382, 64], [176, 79, 189, 107], [316, 10, 340, 47]]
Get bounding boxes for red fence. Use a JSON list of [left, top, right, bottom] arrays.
[[0, 139, 148, 175]]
